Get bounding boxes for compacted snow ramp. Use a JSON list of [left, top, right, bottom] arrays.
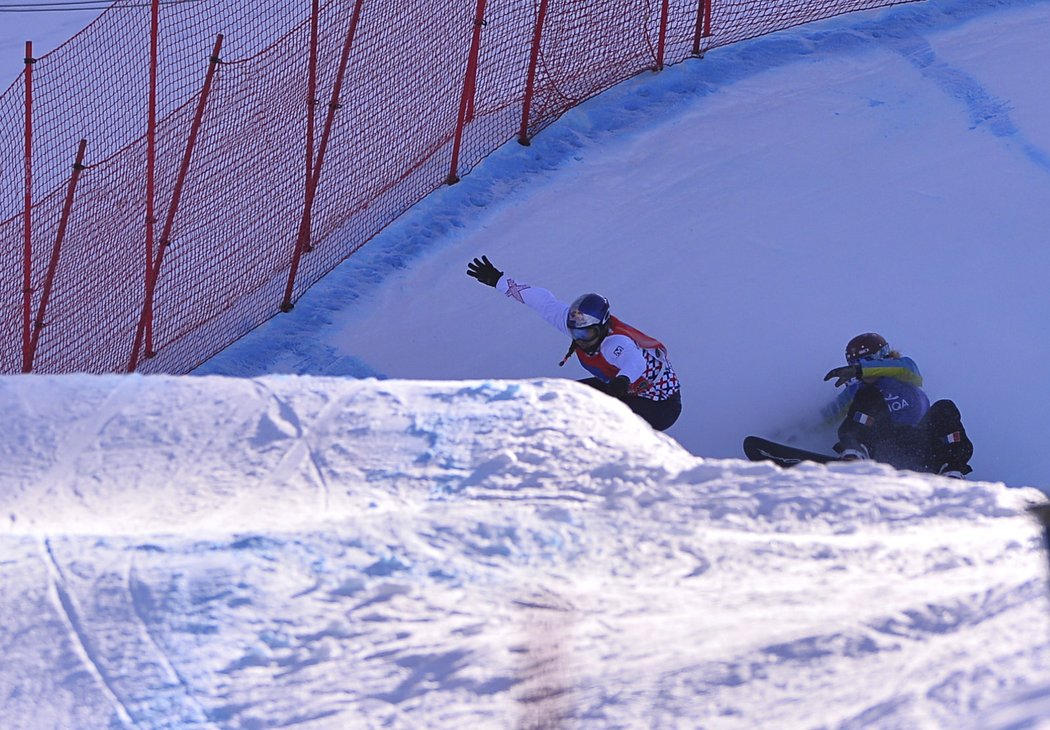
[[2, 374, 1049, 728]]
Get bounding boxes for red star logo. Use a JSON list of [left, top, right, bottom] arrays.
[[505, 278, 530, 303]]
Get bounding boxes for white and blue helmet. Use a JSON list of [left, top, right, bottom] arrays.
[[567, 293, 610, 344]]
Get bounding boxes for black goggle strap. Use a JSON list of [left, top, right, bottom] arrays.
[[558, 340, 577, 367]]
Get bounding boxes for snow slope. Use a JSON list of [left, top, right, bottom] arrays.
[[4, 0, 1050, 727], [3, 374, 1049, 729]]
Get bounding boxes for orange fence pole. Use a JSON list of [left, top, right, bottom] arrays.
[[518, 0, 549, 146], [128, 35, 224, 371], [281, 0, 366, 313], [693, 0, 713, 56], [656, 0, 670, 70], [25, 140, 88, 372], [447, 0, 488, 185], [142, 0, 161, 355], [301, 0, 320, 254], [22, 41, 35, 372]]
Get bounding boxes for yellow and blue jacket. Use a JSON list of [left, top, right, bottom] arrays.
[[822, 356, 930, 427]]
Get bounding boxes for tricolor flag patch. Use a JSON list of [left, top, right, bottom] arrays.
[[853, 412, 875, 427], [944, 431, 963, 444]]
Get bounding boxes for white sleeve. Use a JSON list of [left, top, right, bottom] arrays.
[[599, 334, 647, 382], [496, 277, 571, 338]]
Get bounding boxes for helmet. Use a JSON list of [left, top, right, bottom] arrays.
[[567, 293, 610, 345], [845, 332, 889, 364]]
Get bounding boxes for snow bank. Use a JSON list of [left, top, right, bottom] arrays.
[[2, 374, 1050, 728], [2, 374, 1036, 538], [1, 374, 686, 536]]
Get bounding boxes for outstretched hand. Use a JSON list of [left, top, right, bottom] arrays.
[[824, 364, 861, 388], [466, 255, 503, 287]]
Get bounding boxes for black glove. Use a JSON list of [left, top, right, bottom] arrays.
[[466, 255, 503, 287], [824, 364, 861, 388], [608, 375, 632, 399]]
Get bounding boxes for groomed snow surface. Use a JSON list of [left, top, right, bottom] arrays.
[[3, 375, 1049, 729], [5, 0, 1050, 727]]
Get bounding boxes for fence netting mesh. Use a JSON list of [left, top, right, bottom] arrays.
[[1, 0, 908, 374]]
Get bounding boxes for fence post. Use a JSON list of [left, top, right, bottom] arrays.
[[301, 0, 321, 255], [128, 35, 224, 372], [656, 0, 670, 70], [518, 0, 549, 146], [22, 41, 35, 373], [693, 0, 713, 56], [281, 0, 366, 313], [446, 0, 488, 185], [26, 140, 88, 372], [142, 0, 161, 356]]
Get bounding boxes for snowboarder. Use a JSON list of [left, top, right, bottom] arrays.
[[823, 332, 973, 477], [466, 255, 681, 431]]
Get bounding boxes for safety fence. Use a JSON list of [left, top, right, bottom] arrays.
[[2, 0, 909, 374]]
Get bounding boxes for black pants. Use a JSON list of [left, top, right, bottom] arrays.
[[579, 378, 682, 432], [837, 386, 973, 474]]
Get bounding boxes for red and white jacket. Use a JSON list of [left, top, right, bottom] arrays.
[[497, 277, 680, 401]]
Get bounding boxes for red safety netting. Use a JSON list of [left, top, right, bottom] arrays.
[[0, 0, 910, 374]]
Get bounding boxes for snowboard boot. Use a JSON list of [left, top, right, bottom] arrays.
[[838, 443, 870, 461], [835, 385, 887, 462], [938, 463, 968, 479], [924, 400, 973, 477]]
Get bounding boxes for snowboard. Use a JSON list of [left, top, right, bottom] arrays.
[[743, 435, 840, 467]]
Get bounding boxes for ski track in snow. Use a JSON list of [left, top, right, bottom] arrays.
[[127, 560, 212, 726], [249, 379, 337, 514], [42, 538, 135, 728], [42, 536, 216, 728], [874, 18, 1050, 174]]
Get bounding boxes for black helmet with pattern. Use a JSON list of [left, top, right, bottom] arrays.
[[845, 332, 889, 364]]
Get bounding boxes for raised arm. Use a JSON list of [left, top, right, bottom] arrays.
[[824, 356, 923, 388], [467, 255, 571, 338]]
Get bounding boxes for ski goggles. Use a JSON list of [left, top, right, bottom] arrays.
[[847, 344, 890, 364], [570, 324, 602, 343]]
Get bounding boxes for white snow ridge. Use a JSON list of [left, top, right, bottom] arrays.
[[2, 374, 1049, 728]]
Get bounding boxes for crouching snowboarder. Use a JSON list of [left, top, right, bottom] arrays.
[[466, 255, 681, 431], [823, 332, 973, 477]]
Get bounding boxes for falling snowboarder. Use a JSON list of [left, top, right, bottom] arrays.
[[746, 333, 973, 477]]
